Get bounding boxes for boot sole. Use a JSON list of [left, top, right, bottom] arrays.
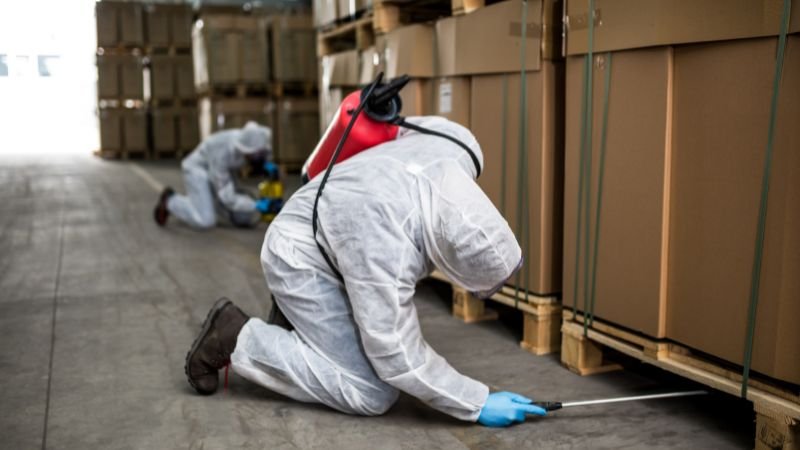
[[184, 297, 232, 395]]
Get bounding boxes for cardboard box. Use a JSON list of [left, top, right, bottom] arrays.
[[192, 15, 268, 90], [99, 109, 122, 150], [472, 63, 564, 296], [565, 0, 800, 56], [174, 55, 195, 99], [337, 0, 372, 19], [122, 109, 148, 152], [313, 0, 337, 28], [276, 99, 320, 165], [151, 108, 176, 151], [96, 2, 118, 48], [378, 24, 435, 78], [436, 0, 542, 76], [97, 54, 144, 100], [149, 55, 175, 100], [145, 4, 193, 48], [96, 1, 145, 47], [434, 77, 470, 127], [666, 36, 800, 385], [177, 107, 200, 151], [152, 107, 200, 152], [320, 50, 360, 87], [270, 15, 317, 83], [359, 47, 380, 85], [398, 79, 434, 116], [119, 2, 145, 46], [199, 98, 276, 140], [562, 48, 672, 336]]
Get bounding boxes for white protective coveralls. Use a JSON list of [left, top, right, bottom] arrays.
[[231, 116, 522, 421], [167, 121, 272, 229]]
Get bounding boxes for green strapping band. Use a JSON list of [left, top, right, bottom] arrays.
[[741, 0, 792, 398], [587, 53, 612, 327], [500, 75, 509, 216], [580, 0, 596, 336], [571, 55, 590, 319], [514, 0, 530, 309]]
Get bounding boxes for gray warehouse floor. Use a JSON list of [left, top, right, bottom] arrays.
[[1, 153, 755, 449]]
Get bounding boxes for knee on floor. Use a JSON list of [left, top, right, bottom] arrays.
[[352, 386, 400, 417]]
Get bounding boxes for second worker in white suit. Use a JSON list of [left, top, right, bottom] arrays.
[[184, 116, 547, 427], [154, 121, 275, 229]]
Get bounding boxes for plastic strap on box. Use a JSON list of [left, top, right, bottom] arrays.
[[514, 0, 530, 309], [587, 52, 612, 328], [741, 0, 792, 398]]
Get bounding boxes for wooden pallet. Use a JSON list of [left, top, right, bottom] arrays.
[[561, 309, 800, 450], [270, 81, 317, 98], [144, 45, 192, 56], [372, 0, 451, 34], [94, 149, 150, 160], [151, 149, 186, 160], [430, 270, 561, 355], [317, 15, 375, 56], [148, 97, 197, 108], [98, 99, 147, 109], [196, 83, 270, 98], [97, 45, 145, 56]]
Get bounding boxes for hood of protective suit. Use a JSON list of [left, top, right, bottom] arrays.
[[235, 121, 272, 154], [405, 117, 520, 296]]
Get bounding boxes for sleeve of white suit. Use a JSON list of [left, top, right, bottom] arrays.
[[328, 203, 489, 422], [208, 159, 256, 212]]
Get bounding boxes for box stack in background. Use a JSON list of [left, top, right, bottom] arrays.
[[95, 1, 199, 160], [194, 10, 319, 169], [146, 3, 199, 159], [560, 0, 799, 388], [95, 1, 148, 158]]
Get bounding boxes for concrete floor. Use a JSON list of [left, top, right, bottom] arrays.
[[0, 153, 756, 449]]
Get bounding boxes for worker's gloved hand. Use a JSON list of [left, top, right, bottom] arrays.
[[477, 391, 546, 427], [255, 198, 272, 214]]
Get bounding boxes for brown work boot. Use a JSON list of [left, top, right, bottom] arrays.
[[185, 297, 249, 395], [153, 187, 174, 226]]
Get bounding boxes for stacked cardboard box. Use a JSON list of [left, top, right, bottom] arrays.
[[95, 1, 148, 157], [562, 0, 800, 384]]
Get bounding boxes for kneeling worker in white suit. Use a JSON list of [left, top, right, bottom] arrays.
[[154, 121, 274, 229], [184, 117, 547, 427]]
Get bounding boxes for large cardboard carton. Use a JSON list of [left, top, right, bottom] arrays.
[[193, 15, 268, 90], [145, 4, 193, 48], [667, 36, 800, 384], [199, 98, 276, 140], [398, 79, 434, 116], [436, 0, 543, 76], [565, 0, 800, 56], [177, 107, 200, 151], [122, 109, 148, 152], [151, 108, 176, 151], [276, 99, 320, 165], [313, 0, 337, 28], [96, 2, 145, 47], [320, 50, 360, 87], [378, 24, 435, 78], [434, 77, 470, 127], [472, 63, 564, 296], [97, 54, 144, 100], [562, 48, 672, 336], [359, 47, 380, 85], [99, 109, 122, 151], [149, 55, 175, 100], [150, 55, 194, 100], [270, 15, 317, 83]]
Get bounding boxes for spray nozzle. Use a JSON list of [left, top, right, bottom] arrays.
[[361, 73, 409, 123]]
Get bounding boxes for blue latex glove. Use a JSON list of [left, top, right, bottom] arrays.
[[255, 198, 272, 214], [263, 161, 279, 179], [477, 391, 546, 427]]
